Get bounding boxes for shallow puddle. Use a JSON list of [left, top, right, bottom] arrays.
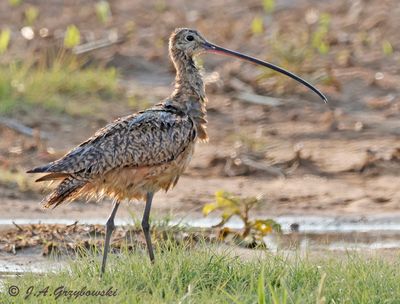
[[183, 215, 400, 252], [2, 215, 400, 274], [183, 215, 400, 233], [6, 214, 400, 233], [0, 247, 66, 278]]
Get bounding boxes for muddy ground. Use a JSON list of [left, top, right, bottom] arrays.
[[0, 0, 399, 225]]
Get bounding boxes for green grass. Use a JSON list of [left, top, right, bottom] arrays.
[[0, 54, 122, 116], [2, 242, 400, 303]]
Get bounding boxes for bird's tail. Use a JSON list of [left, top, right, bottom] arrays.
[[42, 177, 86, 209]]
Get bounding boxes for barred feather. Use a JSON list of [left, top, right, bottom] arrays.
[[41, 177, 86, 209], [28, 29, 211, 208]]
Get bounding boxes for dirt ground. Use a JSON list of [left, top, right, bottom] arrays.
[[0, 0, 399, 223]]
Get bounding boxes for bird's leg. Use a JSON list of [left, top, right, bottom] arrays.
[[101, 200, 120, 275], [142, 192, 155, 262]]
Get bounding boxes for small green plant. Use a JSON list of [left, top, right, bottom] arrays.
[[382, 40, 393, 56], [255, 10, 334, 95], [262, 0, 275, 14], [64, 25, 81, 48], [311, 13, 331, 55], [0, 28, 11, 54], [24, 5, 39, 25], [0, 53, 121, 116], [203, 191, 281, 246], [154, 0, 167, 12], [8, 0, 22, 6], [251, 16, 264, 35], [95, 0, 112, 24]]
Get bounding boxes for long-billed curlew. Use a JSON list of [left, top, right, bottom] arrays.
[[27, 28, 327, 274]]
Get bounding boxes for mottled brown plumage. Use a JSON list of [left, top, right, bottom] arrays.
[[28, 28, 326, 273], [28, 29, 207, 208]]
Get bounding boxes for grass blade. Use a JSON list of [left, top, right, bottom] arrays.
[[258, 267, 266, 304]]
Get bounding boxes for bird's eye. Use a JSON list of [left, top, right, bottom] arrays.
[[186, 35, 194, 42]]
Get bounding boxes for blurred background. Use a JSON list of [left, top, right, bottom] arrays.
[[0, 0, 399, 222]]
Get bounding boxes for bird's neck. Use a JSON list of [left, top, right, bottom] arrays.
[[169, 50, 208, 141], [172, 52, 205, 98]]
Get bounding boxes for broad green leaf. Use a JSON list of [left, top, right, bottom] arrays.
[[202, 201, 239, 217], [215, 190, 226, 199], [0, 28, 11, 54], [203, 191, 236, 216], [202, 202, 219, 216], [64, 25, 81, 49], [215, 191, 237, 208]]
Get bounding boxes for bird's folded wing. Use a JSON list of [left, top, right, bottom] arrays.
[[28, 110, 195, 178]]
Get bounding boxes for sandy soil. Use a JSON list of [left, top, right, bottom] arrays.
[[0, 0, 399, 223], [1, 87, 399, 222]]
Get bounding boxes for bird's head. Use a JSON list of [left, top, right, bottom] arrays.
[[169, 28, 208, 57], [169, 28, 327, 102]]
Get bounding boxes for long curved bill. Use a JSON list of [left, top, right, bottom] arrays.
[[203, 41, 327, 103]]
